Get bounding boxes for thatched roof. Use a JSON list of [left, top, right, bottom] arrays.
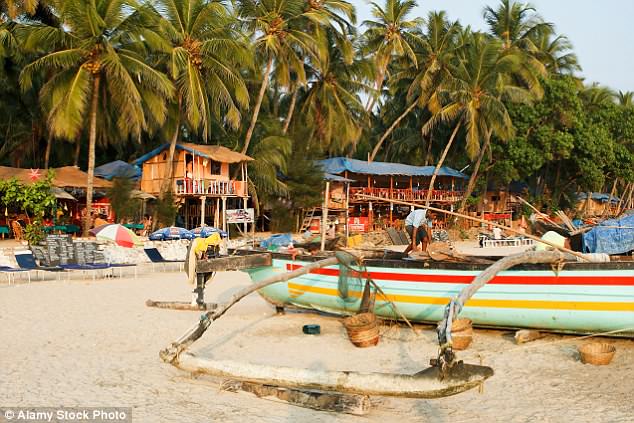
[[133, 142, 253, 165], [0, 166, 112, 189]]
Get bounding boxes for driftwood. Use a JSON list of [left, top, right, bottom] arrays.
[[356, 194, 590, 261], [176, 352, 493, 399], [145, 300, 217, 311], [161, 257, 339, 363], [220, 380, 372, 415]]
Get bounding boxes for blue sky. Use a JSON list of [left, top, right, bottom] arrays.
[[350, 0, 634, 92]]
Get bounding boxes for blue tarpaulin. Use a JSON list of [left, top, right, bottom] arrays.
[[582, 214, 634, 254], [95, 160, 141, 181], [576, 192, 620, 204], [318, 157, 468, 178], [260, 233, 293, 248]]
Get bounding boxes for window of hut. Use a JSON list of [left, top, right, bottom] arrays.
[[210, 160, 221, 175]]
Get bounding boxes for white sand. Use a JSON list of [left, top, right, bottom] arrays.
[[1, 271, 633, 422]]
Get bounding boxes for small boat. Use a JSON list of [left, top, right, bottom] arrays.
[[244, 250, 634, 337]]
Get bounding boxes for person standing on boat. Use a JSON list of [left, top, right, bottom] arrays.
[[404, 208, 431, 254]]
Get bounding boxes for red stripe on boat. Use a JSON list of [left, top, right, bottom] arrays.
[[285, 264, 634, 286]]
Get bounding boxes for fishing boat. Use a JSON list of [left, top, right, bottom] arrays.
[[243, 250, 634, 337]]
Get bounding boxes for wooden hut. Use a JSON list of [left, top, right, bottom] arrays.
[[134, 143, 253, 229], [575, 192, 620, 217]]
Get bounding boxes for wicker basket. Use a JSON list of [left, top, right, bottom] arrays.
[[452, 318, 473, 334], [579, 342, 616, 365], [343, 312, 379, 348], [452, 332, 473, 351]]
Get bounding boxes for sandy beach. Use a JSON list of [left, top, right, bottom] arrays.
[[1, 270, 633, 422]]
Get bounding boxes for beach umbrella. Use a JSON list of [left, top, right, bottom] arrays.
[[191, 226, 228, 238], [149, 226, 194, 241], [89, 224, 142, 248]]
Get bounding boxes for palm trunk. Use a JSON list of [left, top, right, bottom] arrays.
[[162, 96, 182, 197], [423, 132, 433, 166], [365, 70, 385, 112], [242, 56, 274, 155], [83, 74, 100, 236], [425, 123, 461, 206], [369, 99, 418, 162], [44, 132, 53, 169], [73, 139, 81, 166], [282, 88, 298, 135], [458, 136, 490, 214]]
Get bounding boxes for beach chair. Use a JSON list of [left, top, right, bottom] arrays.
[[59, 262, 112, 281], [13, 252, 64, 281], [107, 263, 138, 279], [144, 248, 184, 271], [0, 265, 31, 284]]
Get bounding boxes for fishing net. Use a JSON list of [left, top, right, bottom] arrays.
[[335, 251, 366, 302]]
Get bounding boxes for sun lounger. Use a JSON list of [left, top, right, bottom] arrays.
[[14, 252, 64, 281], [59, 263, 112, 281], [0, 265, 31, 284], [107, 263, 137, 278], [144, 248, 184, 271]]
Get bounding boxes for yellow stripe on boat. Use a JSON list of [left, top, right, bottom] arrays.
[[287, 283, 634, 312]]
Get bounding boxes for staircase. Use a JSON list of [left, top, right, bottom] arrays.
[[300, 208, 318, 232]]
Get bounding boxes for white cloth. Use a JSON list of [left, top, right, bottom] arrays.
[[492, 227, 502, 240], [405, 209, 427, 228]]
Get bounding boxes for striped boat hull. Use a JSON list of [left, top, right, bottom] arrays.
[[246, 256, 634, 337]]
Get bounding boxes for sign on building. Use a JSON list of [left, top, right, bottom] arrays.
[[226, 208, 254, 224]]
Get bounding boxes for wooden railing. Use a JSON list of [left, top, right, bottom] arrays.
[[349, 187, 464, 202], [175, 179, 247, 196]]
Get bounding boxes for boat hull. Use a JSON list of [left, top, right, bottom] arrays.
[[246, 255, 634, 337]]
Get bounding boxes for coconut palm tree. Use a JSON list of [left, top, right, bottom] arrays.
[[529, 27, 580, 75], [20, 0, 173, 235], [299, 30, 369, 153], [280, 0, 357, 135], [237, 0, 318, 155], [483, 0, 550, 97], [368, 11, 460, 162], [422, 33, 529, 209], [1, 0, 38, 19], [580, 82, 616, 111], [154, 0, 251, 195], [617, 90, 633, 107], [362, 0, 422, 111]]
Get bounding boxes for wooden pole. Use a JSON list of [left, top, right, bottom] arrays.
[[389, 176, 393, 224], [356, 194, 589, 261], [345, 182, 350, 241], [321, 181, 330, 251]]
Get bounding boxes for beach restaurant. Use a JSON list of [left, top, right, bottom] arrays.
[[315, 157, 468, 232], [0, 166, 113, 238]]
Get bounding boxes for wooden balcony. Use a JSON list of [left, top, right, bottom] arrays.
[[350, 187, 464, 203], [174, 178, 247, 197]]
